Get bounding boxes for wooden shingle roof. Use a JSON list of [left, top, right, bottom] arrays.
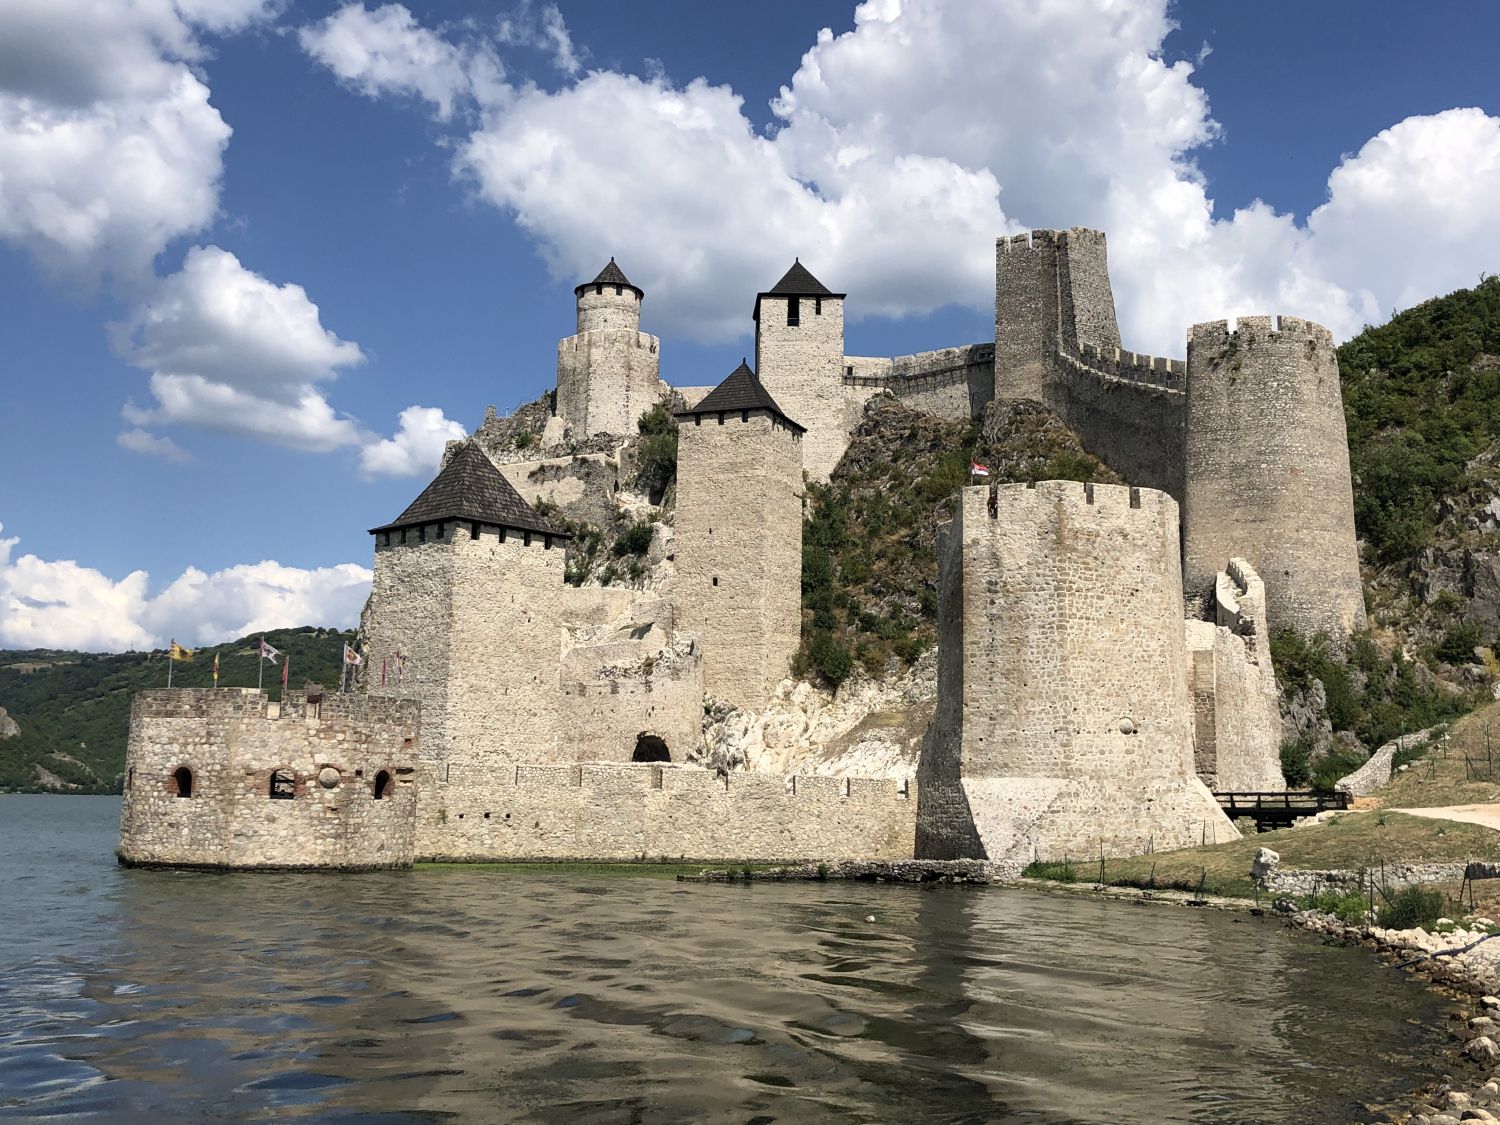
[[575, 257, 643, 299], [368, 442, 568, 538], [675, 361, 805, 433], [753, 259, 844, 321]]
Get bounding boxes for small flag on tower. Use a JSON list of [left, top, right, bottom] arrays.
[[970, 462, 990, 478], [212, 651, 219, 685], [169, 642, 194, 662]]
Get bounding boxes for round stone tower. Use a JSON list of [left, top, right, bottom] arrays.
[[1182, 316, 1366, 639], [555, 259, 662, 439]]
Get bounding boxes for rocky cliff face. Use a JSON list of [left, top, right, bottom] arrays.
[[0, 706, 18, 740]]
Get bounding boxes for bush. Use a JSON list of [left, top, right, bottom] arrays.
[[1304, 888, 1370, 924], [514, 430, 535, 450], [1434, 621, 1484, 666], [1280, 736, 1313, 787], [1310, 747, 1368, 794], [1378, 884, 1447, 930], [634, 404, 678, 495], [612, 520, 654, 557], [808, 631, 853, 687]]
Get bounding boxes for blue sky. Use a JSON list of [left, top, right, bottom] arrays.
[[2, 0, 1499, 651]]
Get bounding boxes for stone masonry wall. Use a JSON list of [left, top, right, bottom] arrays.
[[842, 344, 995, 423], [414, 761, 915, 862], [675, 409, 803, 708], [555, 329, 662, 440], [1182, 316, 1366, 637], [118, 688, 419, 870], [557, 638, 704, 763], [755, 293, 847, 482], [917, 482, 1237, 864]]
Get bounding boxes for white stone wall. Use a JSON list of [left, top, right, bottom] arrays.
[[755, 294, 846, 481], [675, 409, 804, 708], [556, 329, 662, 440], [917, 482, 1237, 864], [576, 285, 641, 334], [118, 688, 419, 870], [415, 762, 916, 862]]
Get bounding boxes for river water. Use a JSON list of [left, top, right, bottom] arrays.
[[0, 795, 1453, 1123]]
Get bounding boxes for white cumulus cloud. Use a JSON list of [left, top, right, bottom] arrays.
[[300, 0, 1500, 355], [0, 522, 371, 652], [118, 427, 191, 462], [360, 405, 468, 477]]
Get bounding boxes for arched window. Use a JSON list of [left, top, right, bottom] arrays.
[[269, 769, 296, 800], [632, 734, 670, 763], [172, 766, 193, 798], [373, 770, 392, 800]]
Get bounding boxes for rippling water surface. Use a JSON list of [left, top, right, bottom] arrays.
[[0, 795, 1453, 1123]]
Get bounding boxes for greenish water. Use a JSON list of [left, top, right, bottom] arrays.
[[0, 795, 1453, 1122]]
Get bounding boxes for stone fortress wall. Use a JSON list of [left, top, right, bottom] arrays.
[[118, 687, 419, 870], [414, 761, 915, 862], [555, 276, 663, 440], [916, 483, 1237, 866]]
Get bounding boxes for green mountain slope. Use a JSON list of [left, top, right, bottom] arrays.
[[0, 627, 354, 792]]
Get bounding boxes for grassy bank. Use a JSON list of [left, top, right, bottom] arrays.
[[1370, 697, 1500, 809], [1025, 811, 1500, 899]]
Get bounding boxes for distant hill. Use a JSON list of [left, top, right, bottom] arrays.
[[0, 627, 354, 793]]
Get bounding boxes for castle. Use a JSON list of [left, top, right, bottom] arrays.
[[118, 228, 1362, 872]]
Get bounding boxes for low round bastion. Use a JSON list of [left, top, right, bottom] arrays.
[[118, 687, 420, 871]]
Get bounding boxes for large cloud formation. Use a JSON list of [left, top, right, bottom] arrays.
[[301, 0, 1500, 353], [0, 522, 371, 652]]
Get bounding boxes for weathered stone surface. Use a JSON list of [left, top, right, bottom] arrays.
[[1250, 847, 1280, 882], [0, 705, 18, 740]]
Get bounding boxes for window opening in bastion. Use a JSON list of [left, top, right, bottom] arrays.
[[373, 770, 392, 800], [632, 734, 671, 763], [815, 297, 822, 315], [172, 766, 193, 798], [787, 297, 800, 326], [270, 769, 296, 799]]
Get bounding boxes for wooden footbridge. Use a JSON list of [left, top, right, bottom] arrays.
[[1213, 790, 1351, 832]]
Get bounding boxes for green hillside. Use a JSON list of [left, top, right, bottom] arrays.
[[0, 627, 353, 793]]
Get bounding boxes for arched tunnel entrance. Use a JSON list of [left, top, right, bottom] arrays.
[[632, 733, 671, 763]]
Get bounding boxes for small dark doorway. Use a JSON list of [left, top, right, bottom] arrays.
[[269, 769, 296, 799], [373, 770, 392, 800], [173, 766, 193, 798], [632, 734, 670, 763]]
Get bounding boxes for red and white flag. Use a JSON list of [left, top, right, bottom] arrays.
[[258, 638, 281, 664], [343, 643, 363, 667], [281, 657, 290, 689], [971, 462, 990, 477]]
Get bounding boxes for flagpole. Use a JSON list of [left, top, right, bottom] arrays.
[[167, 641, 173, 689], [258, 636, 264, 691]]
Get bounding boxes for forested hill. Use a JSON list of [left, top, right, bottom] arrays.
[[0, 628, 354, 793]]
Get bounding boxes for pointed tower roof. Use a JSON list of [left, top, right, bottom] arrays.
[[675, 360, 805, 433], [368, 442, 568, 538], [753, 258, 845, 321], [574, 257, 643, 299]]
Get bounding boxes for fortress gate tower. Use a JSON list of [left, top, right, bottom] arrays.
[[674, 362, 805, 708]]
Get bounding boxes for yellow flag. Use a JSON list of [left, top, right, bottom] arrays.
[[169, 642, 194, 662]]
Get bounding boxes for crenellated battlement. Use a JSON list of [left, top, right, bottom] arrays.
[[1064, 342, 1185, 393], [1188, 314, 1336, 356], [130, 687, 419, 727], [977, 478, 1178, 522], [557, 329, 659, 356]]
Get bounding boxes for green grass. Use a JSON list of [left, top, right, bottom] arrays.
[[415, 860, 782, 878], [1024, 811, 1500, 900]]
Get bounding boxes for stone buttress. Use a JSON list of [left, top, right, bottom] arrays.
[[674, 361, 804, 709], [916, 482, 1237, 865]]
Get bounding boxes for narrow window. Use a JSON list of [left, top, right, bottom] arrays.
[[544, 535, 552, 550], [418, 525, 426, 543], [815, 297, 822, 315], [270, 769, 295, 800], [373, 770, 392, 800], [400, 529, 408, 544], [693, 415, 701, 426], [470, 522, 479, 540], [712, 576, 719, 587], [382, 532, 390, 547], [787, 297, 800, 326], [614, 284, 622, 295], [717, 412, 725, 425], [172, 766, 192, 798], [524, 531, 532, 547], [436, 522, 445, 539], [741, 410, 749, 423], [595, 284, 602, 295]]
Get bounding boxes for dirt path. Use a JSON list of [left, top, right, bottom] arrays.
[[1392, 804, 1500, 832]]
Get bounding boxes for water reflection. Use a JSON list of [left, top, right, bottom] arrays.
[[0, 797, 1452, 1123]]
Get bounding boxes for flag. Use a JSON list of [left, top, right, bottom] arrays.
[[343, 643, 363, 666], [394, 651, 404, 687], [258, 639, 281, 663], [282, 657, 289, 689], [381, 658, 387, 687], [169, 642, 194, 662], [970, 462, 990, 477], [212, 652, 219, 685]]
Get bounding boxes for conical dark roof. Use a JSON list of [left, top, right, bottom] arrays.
[[368, 442, 567, 537], [574, 257, 643, 298], [675, 361, 805, 432], [753, 258, 844, 321]]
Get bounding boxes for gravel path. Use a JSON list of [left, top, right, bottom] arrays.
[[1395, 804, 1500, 831]]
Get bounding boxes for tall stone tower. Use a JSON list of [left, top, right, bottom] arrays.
[[555, 259, 662, 439], [994, 227, 1122, 404], [753, 260, 847, 482], [1181, 316, 1366, 638], [916, 481, 1235, 866], [674, 361, 805, 708], [363, 442, 569, 789]]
